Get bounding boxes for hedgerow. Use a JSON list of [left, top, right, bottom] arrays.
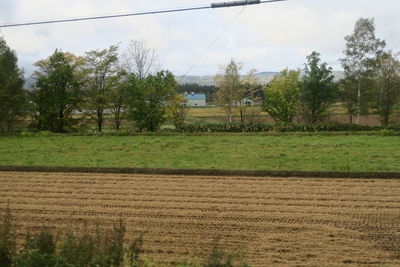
[[176, 121, 396, 133]]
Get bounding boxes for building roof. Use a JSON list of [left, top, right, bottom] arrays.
[[184, 94, 206, 101]]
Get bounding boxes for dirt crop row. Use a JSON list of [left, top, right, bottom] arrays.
[[0, 171, 399, 266]]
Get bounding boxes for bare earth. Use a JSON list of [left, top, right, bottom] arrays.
[[0, 172, 399, 266]]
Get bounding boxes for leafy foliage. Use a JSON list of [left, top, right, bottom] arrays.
[[215, 60, 243, 122], [340, 18, 386, 124], [0, 37, 27, 133], [176, 121, 382, 133], [166, 94, 189, 130], [0, 208, 250, 267], [83, 45, 120, 132], [372, 51, 400, 125], [262, 69, 301, 123], [31, 50, 84, 132], [300, 51, 338, 124], [0, 204, 14, 267], [205, 237, 249, 267], [126, 70, 178, 131]]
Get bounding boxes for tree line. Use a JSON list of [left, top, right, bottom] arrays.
[[215, 18, 400, 126], [0, 17, 399, 133], [0, 40, 186, 133]]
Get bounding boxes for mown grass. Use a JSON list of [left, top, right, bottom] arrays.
[[0, 135, 399, 172]]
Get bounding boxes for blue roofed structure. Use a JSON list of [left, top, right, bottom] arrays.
[[183, 93, 207, 106]]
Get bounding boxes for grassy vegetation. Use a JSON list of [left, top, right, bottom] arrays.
[[0, 206, 249, 267], [0, 134, 399, 172]]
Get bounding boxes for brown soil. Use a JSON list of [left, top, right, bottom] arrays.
[[0, 172, 399, 266]]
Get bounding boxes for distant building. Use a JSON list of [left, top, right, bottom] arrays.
[[183, 92, 207, 107], [238, 98, 255, 106]]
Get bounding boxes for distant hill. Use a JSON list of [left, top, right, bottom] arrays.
[[176, 71, 344, 86], [24, 71, 345, 88], [176, 72, 278, 86]]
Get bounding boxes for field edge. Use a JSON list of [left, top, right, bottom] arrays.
[[1, 165, 400, 179]]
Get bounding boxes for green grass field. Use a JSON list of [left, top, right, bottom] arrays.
[[0, 135, 399, 172]]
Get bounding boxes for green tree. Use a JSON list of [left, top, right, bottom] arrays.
[[372, 51, 400, 126], [32, 50, 84, 132], [0, 37, 27, 133], [84, 45, 119, 132], [262, 69, 301, 123], [340, 17, 385, 124], [300, 51, 337, 124], [109, 71, 127, 131], [126, 71, 178, 131], [166, 94, 189, 130], [339, 75, 359, 124], [215, 60, 243, 122]]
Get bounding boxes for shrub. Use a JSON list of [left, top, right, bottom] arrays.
[[0, 204, 15, 267], [379, 129, 398, 136], [176, 121, 383, 133], [36, 131, 52, 137], [1, 207, 251, 267], [205, 236, 249, 267], [19, 130, 36, 137], [13, 228, 56, 267]]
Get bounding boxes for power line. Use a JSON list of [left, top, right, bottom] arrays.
[[184, 5, 248, 76], [0, 6, 209, 28], [0, 0, 286, 28]]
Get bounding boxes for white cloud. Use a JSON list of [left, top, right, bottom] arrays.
[[1, 0, 400, 75], [0, 0, 15, 21], [232, 4, 321, 46], [2, 29, 48, 55]]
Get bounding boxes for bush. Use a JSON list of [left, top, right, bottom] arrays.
[[0, 207, 251, 267], [36, 131, 52, 137], [0, 204, 15, 267], [176, 121, 383, 133], [13, 228, 56, 267], [205, 236, 249, 267], [379, 129, 399, 136], [19, 130, 36, 137]]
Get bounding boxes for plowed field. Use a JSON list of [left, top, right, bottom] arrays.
[[1, 172, 399, 266]]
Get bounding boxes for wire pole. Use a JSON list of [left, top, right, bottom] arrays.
[[0, 0, 286, 28]]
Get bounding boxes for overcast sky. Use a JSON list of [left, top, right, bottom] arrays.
[[0, 0, 399, 76]]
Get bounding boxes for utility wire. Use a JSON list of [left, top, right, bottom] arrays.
[[184, 5, 248, 76], [0, 0, 286, 28], [0, 6, 210, 28]]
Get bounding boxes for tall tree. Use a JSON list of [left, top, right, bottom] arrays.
[[109, 72, 128, 131], [372, 51, 400, 126], [340, 18, 385, 124], [84, 45, 119, 132], [262, 69, 301, 124], [300, 51, 337, 124], [126, 71, 177, 131], [32, 50, 83, 132], [0, 37, 26, 133], [121, 40, 159, 79], [215, 60, 243, 122], [339, 75, 359, 124]]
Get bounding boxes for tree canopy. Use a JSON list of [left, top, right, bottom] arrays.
[[32, 50, 84, 132], [262, 69, 301, 124], [126, 71, 178, 131], [0, 37, 26, 132], [301, 51, 337, 124]]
